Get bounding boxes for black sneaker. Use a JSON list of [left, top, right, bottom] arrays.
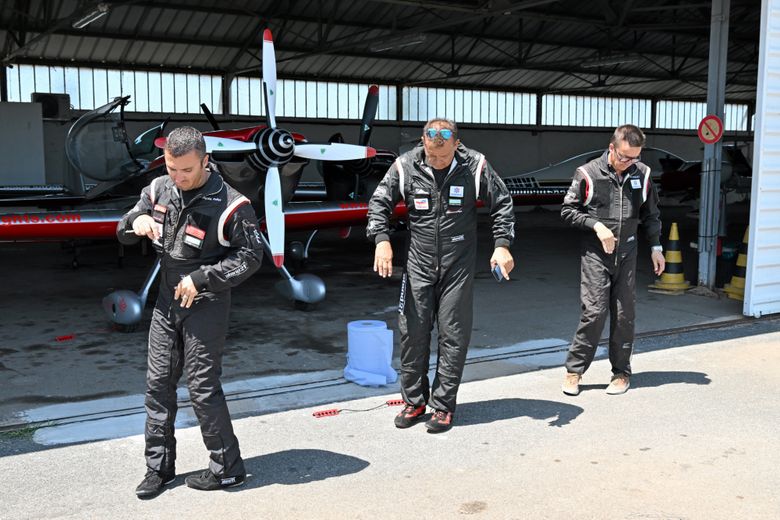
[[426, 410, 453, 433], [185, 469, 246, 491], [135, 468, 175, 499], [394, 404, 426, 428]]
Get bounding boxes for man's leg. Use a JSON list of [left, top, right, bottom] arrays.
[[608, 250, 637, 377], [181, 295, 245, 483], [398, 270, 436, 408], [429, 267, 473, 415], [564, 251, 611, 376], [144, 307, 183, 474], [136, 306, 183, 498]]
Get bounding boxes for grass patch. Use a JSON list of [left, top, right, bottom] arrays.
[[0, 423, 51, 440]]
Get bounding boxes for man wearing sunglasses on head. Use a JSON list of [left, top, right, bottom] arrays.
[[560, 124, 665, 397], [367, 118, 515, 433]]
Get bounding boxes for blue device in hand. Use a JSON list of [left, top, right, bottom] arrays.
[[492, 264, 504, 283]]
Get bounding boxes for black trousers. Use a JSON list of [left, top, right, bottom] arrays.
[[565, 246, 637, 376], [398, 263, 474, 413], [144, 292, 244, 478]]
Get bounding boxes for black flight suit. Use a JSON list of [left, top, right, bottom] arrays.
[[117, 164, 263, 479], [367, 143, 515, 413], [561, 151, 662, 377]]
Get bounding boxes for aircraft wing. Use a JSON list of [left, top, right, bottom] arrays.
[[0, 202, 409, 242]]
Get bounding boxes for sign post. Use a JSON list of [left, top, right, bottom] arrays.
[[698, 114, 724, 145]]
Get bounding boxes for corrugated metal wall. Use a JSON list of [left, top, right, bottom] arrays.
[[745, 0, 780, 317]]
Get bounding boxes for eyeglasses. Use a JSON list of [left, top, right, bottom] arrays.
[[612, 146, 640, 164], [425, 128, 454, 140]]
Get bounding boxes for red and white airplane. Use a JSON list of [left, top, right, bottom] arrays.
[[0, 29, 568, 326]]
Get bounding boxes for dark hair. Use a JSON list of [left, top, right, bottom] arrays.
[[423, 118, 458, 139], [610, 124, 646, 147], [165, 126, 207, 159]]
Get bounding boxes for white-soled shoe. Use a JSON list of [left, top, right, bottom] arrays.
[[606, 374, 630, 395]]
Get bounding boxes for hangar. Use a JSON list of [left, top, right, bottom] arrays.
[[0, 0, 777, 434]]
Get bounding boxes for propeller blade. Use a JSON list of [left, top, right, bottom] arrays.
[[264, 165, 285, 268], [203, 135, 257, 153], [262, 29, 277, 129], [294, 143, 377, 161], [358, 85, 380, 146]]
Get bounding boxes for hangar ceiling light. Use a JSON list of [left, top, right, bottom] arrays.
[[370, 33, 427, 53], [72, 3, 110, 30]]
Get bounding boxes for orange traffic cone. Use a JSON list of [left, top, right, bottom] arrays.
[[723, 226, 748, 301], [649, 222, 691, 294]]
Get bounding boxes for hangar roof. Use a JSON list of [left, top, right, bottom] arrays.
[[1, 0, 761, 103]]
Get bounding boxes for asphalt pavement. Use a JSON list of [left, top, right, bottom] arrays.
[[1, 318, 778, 520]]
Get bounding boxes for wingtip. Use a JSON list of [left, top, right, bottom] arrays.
[[273, 254, 284, 268]]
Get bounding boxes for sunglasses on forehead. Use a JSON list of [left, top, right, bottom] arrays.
[[425, 128, 454, 140]]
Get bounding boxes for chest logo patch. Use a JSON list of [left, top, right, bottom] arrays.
[[414, 198, 430, 211], [184, 224, 206, 249], [449, 185, 464, 197], [630, 178, 642, 189]]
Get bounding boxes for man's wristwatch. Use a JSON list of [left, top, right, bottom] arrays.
[[651, 245, 663, 253]]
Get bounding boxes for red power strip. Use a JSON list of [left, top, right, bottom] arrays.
[[312, 408, 340, 418], [386, 399, 405, 406]]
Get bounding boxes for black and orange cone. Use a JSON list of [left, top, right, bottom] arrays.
[[649, 222, 691, 294], [723, 226, 748, 301]]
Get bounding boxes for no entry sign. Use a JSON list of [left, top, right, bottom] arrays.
[[698, 115, 724, 144]]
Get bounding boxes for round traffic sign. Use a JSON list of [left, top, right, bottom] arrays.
[[698, 115, 724, 144]]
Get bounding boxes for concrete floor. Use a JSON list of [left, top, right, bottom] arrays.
[[1, 320, 778, 519], [0, 201, 751, 426]]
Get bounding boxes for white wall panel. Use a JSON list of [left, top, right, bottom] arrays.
[[745, 0, 780, 316]]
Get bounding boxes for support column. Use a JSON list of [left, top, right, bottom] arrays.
[[221, 73, 233, 116], [1, 65, 8, 102], [698, 0, 730, 288]]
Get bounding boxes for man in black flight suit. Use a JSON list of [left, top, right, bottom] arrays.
[[117, 126, 263, 498], [368, 118, 516, 433], [560, 124, 665, 397]]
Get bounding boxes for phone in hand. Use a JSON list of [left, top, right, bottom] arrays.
[[492, 264, 504, 283]]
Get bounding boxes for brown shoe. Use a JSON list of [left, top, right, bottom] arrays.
[[561, 373, 581, 396], [606, 374, 630, 395]]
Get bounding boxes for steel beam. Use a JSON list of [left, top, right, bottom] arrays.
[[698, 0, 730, 289]]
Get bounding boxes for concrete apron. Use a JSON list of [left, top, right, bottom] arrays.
[[2, 316, 764, 447]]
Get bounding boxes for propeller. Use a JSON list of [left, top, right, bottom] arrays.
[[320, 84, 392, 201], [358, 85, 380, 147], [154, 29, 376, 269]]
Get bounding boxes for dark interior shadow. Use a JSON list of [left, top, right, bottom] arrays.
[[631, 370, 711, 389], [241, 449, 368, 490], [456, 398, 583, 428], [579, 384, 608, 392]]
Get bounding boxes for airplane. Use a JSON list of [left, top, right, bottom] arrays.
[[500, 145, 753, 205], [2, 28, 610, 329], [0, 29, 403, 329]]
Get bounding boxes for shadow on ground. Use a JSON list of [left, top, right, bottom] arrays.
[[457, 398, 583, 428]]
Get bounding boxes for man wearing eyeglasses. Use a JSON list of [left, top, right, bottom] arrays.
[[367, 118, 515, 433], [560, 124, 665, 397]]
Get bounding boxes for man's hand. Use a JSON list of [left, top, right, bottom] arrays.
[[594, 222, 616, 254], [174, 275, 199, 308], [374, 241, 393, 278], [651, 250, 666, 276], [132, 214, 161, 241], [490, 246, 514, 280]]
